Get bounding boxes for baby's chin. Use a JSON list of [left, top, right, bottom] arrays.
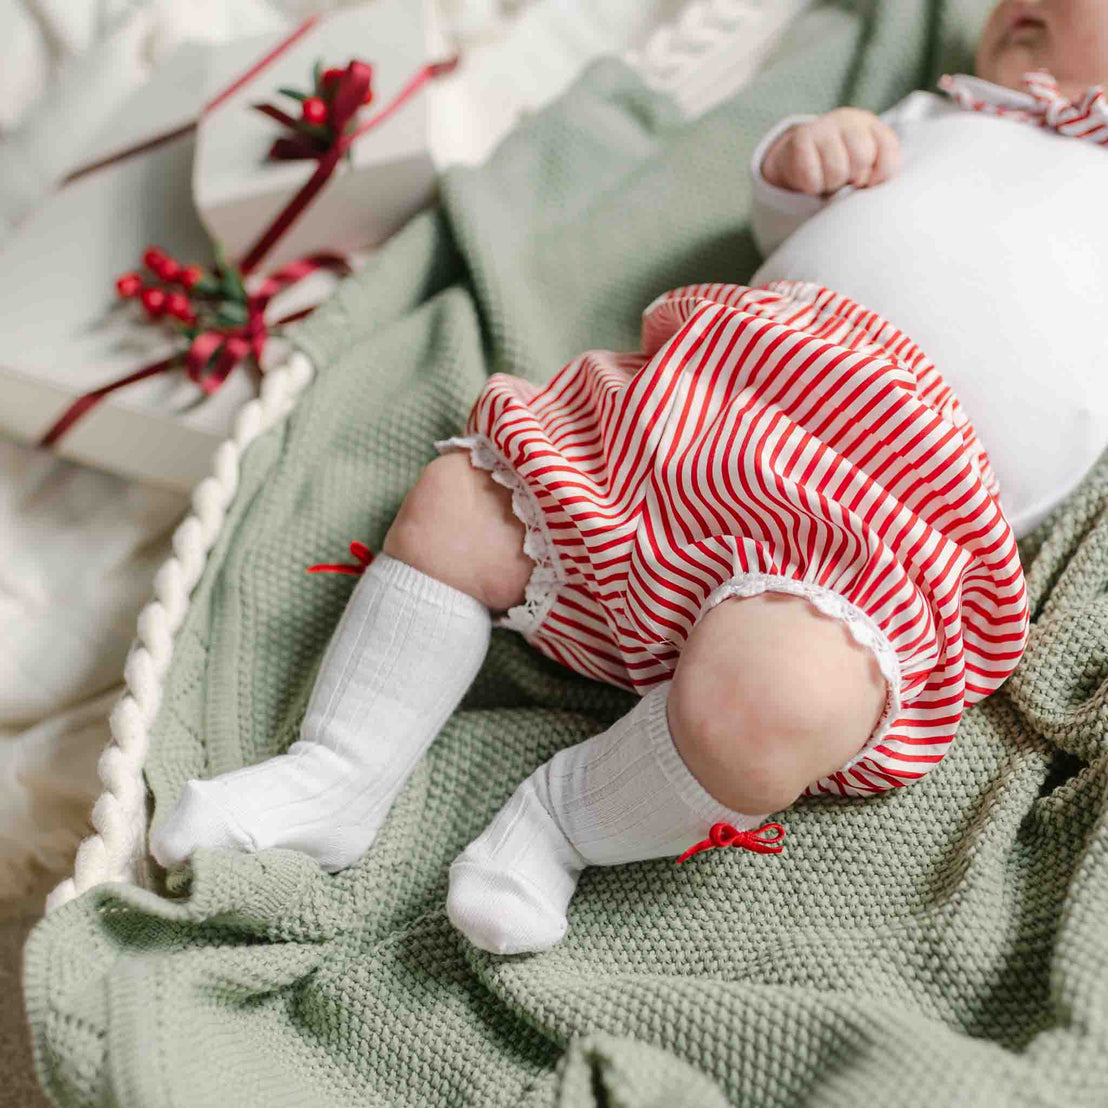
[[976, 56, 1091, 100]]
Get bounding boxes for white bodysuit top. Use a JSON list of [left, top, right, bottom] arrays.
[[750, 86, 1108, 537]]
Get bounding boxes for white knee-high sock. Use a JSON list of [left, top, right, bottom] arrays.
[[447, 681, 769, 954], [151, 554, 490, 873]]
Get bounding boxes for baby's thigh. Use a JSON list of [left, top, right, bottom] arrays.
[[383, 450, 533, 612], [667, 593, 887, 815]]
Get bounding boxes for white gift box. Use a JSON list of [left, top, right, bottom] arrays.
[[194, 0, 441, 270]]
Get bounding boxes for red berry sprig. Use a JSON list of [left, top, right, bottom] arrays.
[[114, 246, 241, 331], [279, 58, 374, 136], [257, 58, 376, 162]]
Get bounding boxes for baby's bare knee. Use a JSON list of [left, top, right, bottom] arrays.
[[668, 593, 887, 814], [383, 452, 532, 611]]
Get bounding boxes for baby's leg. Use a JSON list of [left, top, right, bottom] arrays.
[[448, 592, 886, 953], [150, 452, 533, 872]]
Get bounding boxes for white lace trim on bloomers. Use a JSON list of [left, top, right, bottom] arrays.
[[701, 574, 904, 771], [435, 434, 565, 636]]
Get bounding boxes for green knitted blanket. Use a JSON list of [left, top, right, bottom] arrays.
[[26, 2, 1108, 1104]]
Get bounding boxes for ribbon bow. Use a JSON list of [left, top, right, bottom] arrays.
[[238, 54, 457, 275], [255, 60, 375, 161], [306, 540, 374, 576], [185, 252, 349, 395], [675, 821, 786, 865], [938, 70, 1108, 146]]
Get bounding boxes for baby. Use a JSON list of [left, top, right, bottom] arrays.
[[152, 0, 1108, 955]]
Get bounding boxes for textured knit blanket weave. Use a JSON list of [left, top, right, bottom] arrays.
[[25, 1, 1108, 1104]]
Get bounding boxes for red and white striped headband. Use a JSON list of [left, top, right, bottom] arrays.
[[938, 70, 1108, 146]]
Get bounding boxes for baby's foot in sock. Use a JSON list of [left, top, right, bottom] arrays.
[[448, 684, 767, 954], [151, 554, 492, 874], [447, 774, 585, 954], [149, 778, 254, 865], [150, 743, 400, 873]]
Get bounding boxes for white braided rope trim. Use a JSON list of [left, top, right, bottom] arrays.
[[702, 573, 903, 768], [45, 351, 315, 913], [625, 0, 813, 119]]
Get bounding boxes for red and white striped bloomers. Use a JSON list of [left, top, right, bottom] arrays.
[[438, 281, 1030, 798]]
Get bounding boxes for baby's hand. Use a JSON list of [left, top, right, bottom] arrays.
[[761, 108, 900, 196]]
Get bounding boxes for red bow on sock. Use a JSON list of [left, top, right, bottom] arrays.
[[306, 540, 374, 576], [675, 821, 786, 865]]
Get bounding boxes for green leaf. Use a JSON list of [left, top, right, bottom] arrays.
[[191, 277, 222, 298], [294, 120, 331, 143], [215, 302, 248, 328], [312, 59, 323, 94], [220, 264, 248, 306], [278, 86, 307, 102]]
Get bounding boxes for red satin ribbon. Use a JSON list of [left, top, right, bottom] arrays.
[[675, 821, 786, 865], [61, 17, 322, 187], [39, 354, 182, 449], [306, 540, 374, 575], [40, 25, 458, 448]]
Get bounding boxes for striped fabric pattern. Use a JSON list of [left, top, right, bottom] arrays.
[[938, 69, 1108, 146], [459, 282, 1029, 798]]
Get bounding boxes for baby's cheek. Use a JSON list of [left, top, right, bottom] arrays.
[[1058, 0, 1108, 90]]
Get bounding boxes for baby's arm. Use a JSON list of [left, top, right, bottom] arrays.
[[750, 94, 936, 258]]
